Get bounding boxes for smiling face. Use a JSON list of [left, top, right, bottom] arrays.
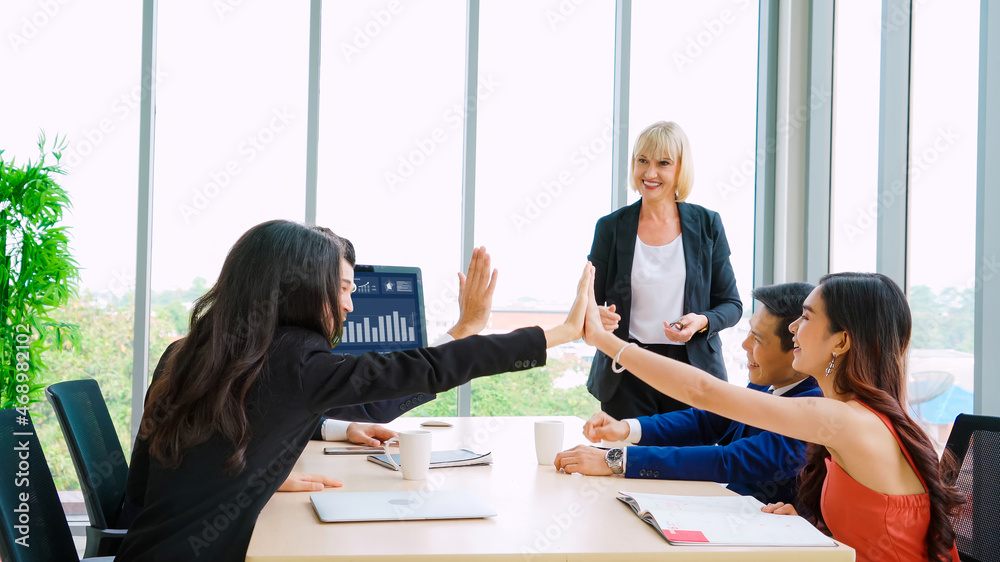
[[632, 150, 679, 202], [788, 286, 847, 379], [742, 307, 804, 388]]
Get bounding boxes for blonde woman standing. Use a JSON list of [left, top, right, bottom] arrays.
[[587, 121, 742, 419]]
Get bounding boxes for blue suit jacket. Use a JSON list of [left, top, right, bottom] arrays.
[[586, 200, 743, 401], [625, 377, 822, 504]]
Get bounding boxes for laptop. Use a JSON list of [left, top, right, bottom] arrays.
[[336, 264, 428, 354], [310, 490, 497, 522]]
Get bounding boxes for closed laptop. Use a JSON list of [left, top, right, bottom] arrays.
[[310, 490, 497, 523]]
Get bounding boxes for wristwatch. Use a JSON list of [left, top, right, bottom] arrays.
[[605, 447, 624, 475]]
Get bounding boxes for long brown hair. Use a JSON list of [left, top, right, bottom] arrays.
[[140, 220, 354, 473], [795, 272, 962, 561]]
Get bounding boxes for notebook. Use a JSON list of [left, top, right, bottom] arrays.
[[617, 491, 838, 547], [367, 449, 493, 470], [311, 490, 497, 522]]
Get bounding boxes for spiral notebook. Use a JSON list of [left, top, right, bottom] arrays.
[[367, 449, 492, 470]]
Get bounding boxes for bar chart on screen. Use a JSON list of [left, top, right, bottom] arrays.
[[335, 266, 427, 354], [343, 310, 418, 344]]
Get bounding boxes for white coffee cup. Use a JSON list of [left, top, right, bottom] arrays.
[[384, 430, 433, 480], [534, 420, 564, 465]]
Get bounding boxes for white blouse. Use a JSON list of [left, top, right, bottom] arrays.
[[628, 234, 686, 345]]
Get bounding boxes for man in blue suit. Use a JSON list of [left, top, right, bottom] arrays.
[[554, 282, 820, 505]]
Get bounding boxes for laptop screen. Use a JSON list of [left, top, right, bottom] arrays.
[[335, 265, 427, 355]]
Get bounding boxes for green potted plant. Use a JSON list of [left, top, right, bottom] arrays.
[[1, 132, 80, 411]]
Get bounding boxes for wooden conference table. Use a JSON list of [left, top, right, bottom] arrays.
[[246, 416, 855, 561]]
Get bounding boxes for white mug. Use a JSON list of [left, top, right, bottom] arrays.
[[534, 420, 564, 465], [384, 430, 433, 480]]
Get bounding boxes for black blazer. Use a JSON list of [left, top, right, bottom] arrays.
[[121, 327, 546, 562], [586, 200, 742, 401]]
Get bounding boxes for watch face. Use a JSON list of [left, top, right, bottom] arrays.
[[606, 448, 623, 463]]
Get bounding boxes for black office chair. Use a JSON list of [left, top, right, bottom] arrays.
[[0, 408, 114, 561], [46, 380, 130, 557], [945, 413, 1000, 562]]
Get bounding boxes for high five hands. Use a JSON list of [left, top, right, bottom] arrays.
[[550, 262, 618, 349], [545, 262, 597, 348]]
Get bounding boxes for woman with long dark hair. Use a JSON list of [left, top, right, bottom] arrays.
[[580, 269, 961, 561], [118, 220, 589, 561]]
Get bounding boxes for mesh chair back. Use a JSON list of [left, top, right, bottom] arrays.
[[46, 379, 128, 530], [946, 413, 1000, 562], [0, 408, 80, 562]]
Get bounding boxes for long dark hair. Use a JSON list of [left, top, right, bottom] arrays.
[[795, 272, 962, 561], [140, 220, 353, 473]]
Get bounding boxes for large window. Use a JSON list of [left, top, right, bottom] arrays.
[[149, 2, 311, 365], [316, 1, 467, 414], [0, 0, 142, 490], [630, 0, 760, 388], [829, 0, 881, 274], [468, 0, 615, 416], [906, 0, 980, 445]]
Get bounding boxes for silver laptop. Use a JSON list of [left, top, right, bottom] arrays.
[[310, 490, 497, 522]]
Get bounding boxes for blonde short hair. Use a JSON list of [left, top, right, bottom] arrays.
[[629, 121, 694, 201]]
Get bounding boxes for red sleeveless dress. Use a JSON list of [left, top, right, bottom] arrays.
[[820, 401, 959, 562]]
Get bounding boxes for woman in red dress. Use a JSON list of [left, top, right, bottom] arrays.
[[579, 269, 961, 561]]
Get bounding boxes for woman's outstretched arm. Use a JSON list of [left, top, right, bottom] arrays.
[[581, 266, 858, 453]]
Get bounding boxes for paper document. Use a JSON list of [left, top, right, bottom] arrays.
[[618, 491, 837, 547], [368, 449, 493, 470]]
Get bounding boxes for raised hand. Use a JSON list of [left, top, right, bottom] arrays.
[[583, 265, 608, 346], [582, 411, 630, 443], [544, 262, 595, 348], [567, 262, 594, 337], [448, 246, 498, 340]]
